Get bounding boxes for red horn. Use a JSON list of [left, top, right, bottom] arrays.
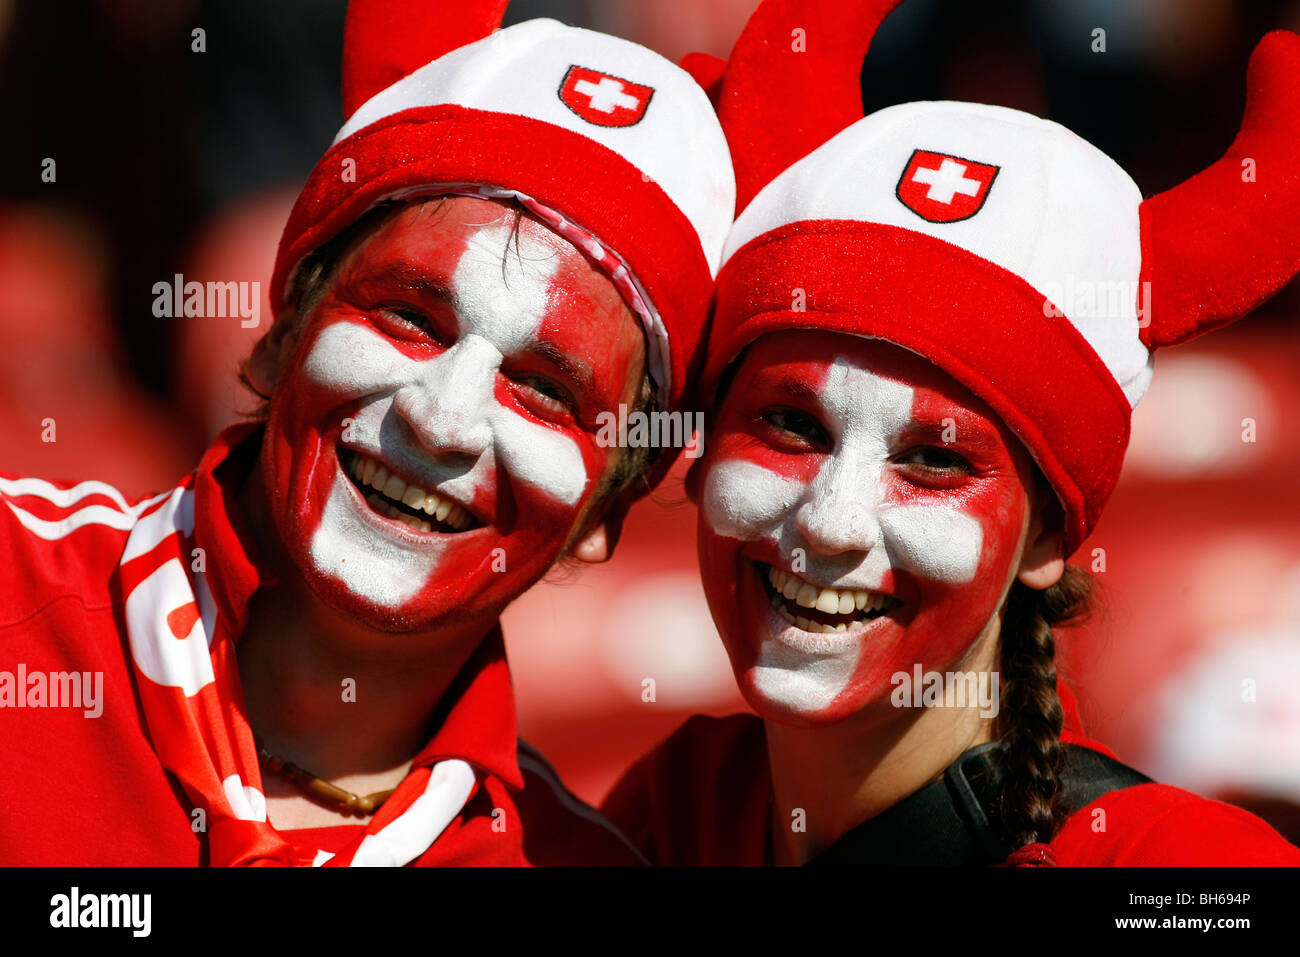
[[717, 0, 906, 212], [342, 0, 510, 119], [1139, 30, 1300, 350]]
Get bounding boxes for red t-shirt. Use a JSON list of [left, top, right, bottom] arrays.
[[0, 423, 643, 866], [602, 701, 1300, 866]]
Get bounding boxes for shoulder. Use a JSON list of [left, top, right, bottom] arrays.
[[1052, 773, 1300, 865], [510, 739, 649, 866], [601, 713, 770, 866], [0, 472, 170, 626]]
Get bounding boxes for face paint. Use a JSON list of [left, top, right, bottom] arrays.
[[261, 197, 645, 631], [697, 331, 1034, 725]]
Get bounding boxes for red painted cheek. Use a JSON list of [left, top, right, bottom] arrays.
[[264, 331, 357, 539], [696, 496, 752, 682], [824, 478, 1029, 720]]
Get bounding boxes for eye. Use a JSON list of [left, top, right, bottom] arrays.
[[759, 407, 830, 449], [510, 373, 574, 419], [376, 305, 449, 344], [894, 445, 974, 479]]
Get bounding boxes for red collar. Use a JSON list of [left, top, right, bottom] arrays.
[[192, 422, 280, 643], [410, 625, 524, 789], [190, 422, 524, 791]]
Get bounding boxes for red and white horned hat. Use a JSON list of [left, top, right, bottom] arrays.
[[702, 0, 1300, 553], [270, 0, 735, 416]]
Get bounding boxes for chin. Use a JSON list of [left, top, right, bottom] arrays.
[[738, 661, 900, 728], [707, 550, 915, 728]]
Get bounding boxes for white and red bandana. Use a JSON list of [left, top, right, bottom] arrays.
[[118, 461, 480, 866]]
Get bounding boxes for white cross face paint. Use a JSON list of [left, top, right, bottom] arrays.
[[696, 332, 1034, 726], [259, 197, 646, 631]]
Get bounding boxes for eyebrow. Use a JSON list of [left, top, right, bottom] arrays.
[[760, 374, 824, 405], [529, 338, 597, 397], [348, 260, 455, 302]]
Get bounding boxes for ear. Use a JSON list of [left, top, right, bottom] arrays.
[[1017, 489, 1066, 591], [245, 312, 303, 397], [568, 491, 634, 564]]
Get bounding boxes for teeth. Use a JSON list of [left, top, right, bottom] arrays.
[[764, 563, 895, 625], [347, 450, 477, 532], [815, 589, 840, 614], [774, 598, 854, 634]]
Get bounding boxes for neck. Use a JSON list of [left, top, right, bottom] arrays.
[[764, 625, 1001, 866], [234, 457, 493, 781]]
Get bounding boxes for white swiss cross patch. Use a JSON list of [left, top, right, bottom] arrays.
[[558, 65, 654, 127], [896, 149, 1000, 223]]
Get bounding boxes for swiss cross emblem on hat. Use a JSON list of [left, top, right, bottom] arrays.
[[558, 65, 654, 127], [896, 149, 1000, 223]]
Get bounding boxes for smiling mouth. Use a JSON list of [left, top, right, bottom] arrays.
[[339, 446, 483, 534], [756, 561, 900, 634]]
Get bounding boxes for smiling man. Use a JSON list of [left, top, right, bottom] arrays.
[[0, 0, 733, 866]]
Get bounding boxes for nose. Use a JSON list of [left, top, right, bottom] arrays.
[[393, 335, 496, 459], [793, 451, 883, 557]]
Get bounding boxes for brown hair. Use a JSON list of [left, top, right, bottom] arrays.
[[994, 564, 1095, 847]]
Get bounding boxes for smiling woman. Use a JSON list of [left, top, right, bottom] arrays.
[[684, 331, 1098, 858], [600, 0, 1300, 867]]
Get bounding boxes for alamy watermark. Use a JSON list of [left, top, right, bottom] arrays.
[[50, 887, 150, 937], [595, 404, 704, 458], [890, 664, 1000, 718], [1041, 277, 1151, 328], [152, 273, 260, 328], [0, 664, 103, 717]]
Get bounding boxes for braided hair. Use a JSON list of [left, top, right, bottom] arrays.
[[994, 564, 1095, 848]]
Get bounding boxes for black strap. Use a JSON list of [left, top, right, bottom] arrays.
[[805, 742, 1152, 867]]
